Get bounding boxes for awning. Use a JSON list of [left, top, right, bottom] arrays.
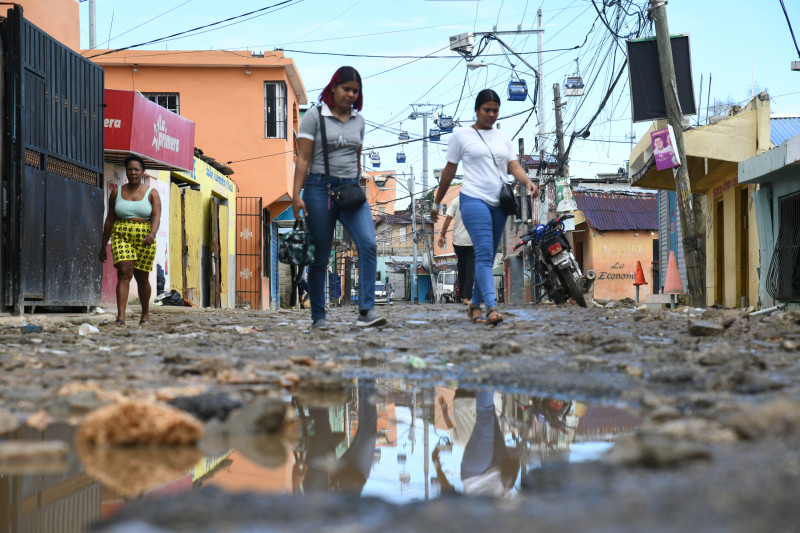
[[104, 89, 195, 172]]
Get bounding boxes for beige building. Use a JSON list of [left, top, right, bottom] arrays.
[[629, 94, 772, 307]]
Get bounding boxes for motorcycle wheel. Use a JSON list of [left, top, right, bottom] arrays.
[[557, 268, 587, 308]]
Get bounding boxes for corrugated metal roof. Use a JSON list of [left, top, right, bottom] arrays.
[[770, 116, 800, 147], [573, 189, 657, 231]]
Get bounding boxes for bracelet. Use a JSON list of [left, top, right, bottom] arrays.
[[432, 203, 441, 211]]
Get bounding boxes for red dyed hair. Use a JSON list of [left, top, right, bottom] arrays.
[[319, 66, 363, 111]]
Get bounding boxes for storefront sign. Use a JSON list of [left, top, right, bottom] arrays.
[[104, 89, 195, 171]]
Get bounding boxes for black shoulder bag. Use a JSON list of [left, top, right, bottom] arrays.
[[318, 107, 367, 211], [473, 127, 521, 219]]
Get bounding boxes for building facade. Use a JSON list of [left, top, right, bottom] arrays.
[[86, 49, 307, 309]]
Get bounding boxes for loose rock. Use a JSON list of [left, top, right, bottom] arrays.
[[688, 319, 725, 336], [76, 401, 204, 445], [606, 433, 711, 467], [0, 408, 19, 434]]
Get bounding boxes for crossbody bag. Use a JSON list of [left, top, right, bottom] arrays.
[[473, 127, 521, 219], [318, 107, 367, 211]]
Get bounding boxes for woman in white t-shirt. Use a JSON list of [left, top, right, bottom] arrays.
[[430, 90, 538, 325]]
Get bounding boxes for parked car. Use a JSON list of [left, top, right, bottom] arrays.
[[374, 283, 388, 305], [435, 271, 456, 303]]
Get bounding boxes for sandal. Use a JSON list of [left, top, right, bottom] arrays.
[[468, 304, 486, 324], [485, 307, 504, 326], [114, 318, 125, 327], [138, 318, 150, 325]]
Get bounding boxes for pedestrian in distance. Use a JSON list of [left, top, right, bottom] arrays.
[[430, 89, 539, 325], [292, 66, 386, 330], [298, 271, 309, 310], [437, 195, 474, 304], [99, 155, 162, 326], [385, 276, 393, 305]]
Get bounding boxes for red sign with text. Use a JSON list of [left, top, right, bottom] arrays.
[[104, 89, 195, 171]]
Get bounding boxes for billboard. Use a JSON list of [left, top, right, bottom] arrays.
[[627, 35, 696, 123]]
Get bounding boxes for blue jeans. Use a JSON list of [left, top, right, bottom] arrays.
[[459, 193, 506, 309], [304, 173, 377, 321]]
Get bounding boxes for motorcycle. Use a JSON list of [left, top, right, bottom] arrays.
[[513, 213, 596, 307]]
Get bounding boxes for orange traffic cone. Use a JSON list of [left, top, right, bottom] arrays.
[[633, 261, 648, 286], [663, 251, 683, 294]]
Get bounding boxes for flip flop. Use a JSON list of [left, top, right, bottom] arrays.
[[114, 318, 125, 327], [138, 317, 150, 325]]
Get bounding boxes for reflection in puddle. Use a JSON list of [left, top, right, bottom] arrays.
[[1, 381, 641, 529]]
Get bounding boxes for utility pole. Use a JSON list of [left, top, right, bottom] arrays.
[[503, 137, 530, 303], [89, 0, 97, 49], [651, 0, 705, 306], [409, 171, 418, 304], [537, 9, 547, 224], [419, 196, 438, 299], [552, 83, 565, 220], [409, 104, 441, 195]]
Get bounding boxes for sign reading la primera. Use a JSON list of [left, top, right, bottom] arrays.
[[104, 89, 195, 171]]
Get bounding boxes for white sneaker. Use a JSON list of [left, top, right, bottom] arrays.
[[311, 319, 329, 330], [356, 309, 387, 328]]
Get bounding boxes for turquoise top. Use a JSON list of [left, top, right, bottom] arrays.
[[115, 186, 153, 219]]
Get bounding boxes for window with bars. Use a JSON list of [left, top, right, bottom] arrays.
[[143, 93, 180, 114], [265, 82, 287, 139]]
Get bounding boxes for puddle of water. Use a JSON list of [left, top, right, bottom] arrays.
[[1, 381, 641, 529]]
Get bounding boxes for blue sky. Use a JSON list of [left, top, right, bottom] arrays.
[[80, 1, 800, 203]]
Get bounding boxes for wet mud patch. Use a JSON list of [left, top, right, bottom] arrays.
[[1, 378, 641, 531]]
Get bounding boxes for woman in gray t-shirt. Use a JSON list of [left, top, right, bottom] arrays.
[[292, 66, 386, 330]]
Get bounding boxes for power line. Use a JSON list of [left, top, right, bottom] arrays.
[[105, 0, 194, 46], [779, 0, 800, 57], [87, 0, 305, 59]]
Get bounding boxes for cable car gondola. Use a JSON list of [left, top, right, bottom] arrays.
[[438, 115, 454, 132], [396, 152, 406, 163], [508, 79, 528, 101], [370, 150, 381, 168], [564, 60, 585, 97], [398, 130, 410, 143], [429, 128, 441, 141], [563, 75, 585, 97]]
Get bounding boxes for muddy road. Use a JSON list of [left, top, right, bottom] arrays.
[[1, 302, 799, 532]]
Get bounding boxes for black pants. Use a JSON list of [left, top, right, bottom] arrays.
[[454, 244, 475, 301]]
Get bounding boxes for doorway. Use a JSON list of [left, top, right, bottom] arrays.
[[715, 199, 725, 305], [739, 188, 749, 306]]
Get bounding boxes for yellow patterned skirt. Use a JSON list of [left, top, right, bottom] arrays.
[[111, 219, 156, 271]]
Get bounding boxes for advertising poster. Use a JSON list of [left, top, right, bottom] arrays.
[[651, 125, 681, 171], [556, 176, 577, 212]]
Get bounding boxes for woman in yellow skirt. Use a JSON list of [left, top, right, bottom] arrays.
[[99, 155, 162, 326]]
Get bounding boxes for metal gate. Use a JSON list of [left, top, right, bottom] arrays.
[[235, 197, 262, 309], [2, 7, 105, 313], [766, 191, 800, 302]]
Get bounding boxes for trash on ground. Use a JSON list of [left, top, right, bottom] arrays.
[[78, 323, 100, 336]]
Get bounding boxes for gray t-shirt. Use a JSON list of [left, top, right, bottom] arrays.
[[298, 104, 364, 178]]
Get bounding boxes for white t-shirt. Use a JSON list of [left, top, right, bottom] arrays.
[[445, 195, 472, 247], [446, 127, 515, 206]]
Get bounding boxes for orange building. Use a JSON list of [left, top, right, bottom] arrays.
[[571, 189, 659, 301], [85, 49, 308, 309], [15, 0, 79, 50], [365, 170, 398, 217]]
